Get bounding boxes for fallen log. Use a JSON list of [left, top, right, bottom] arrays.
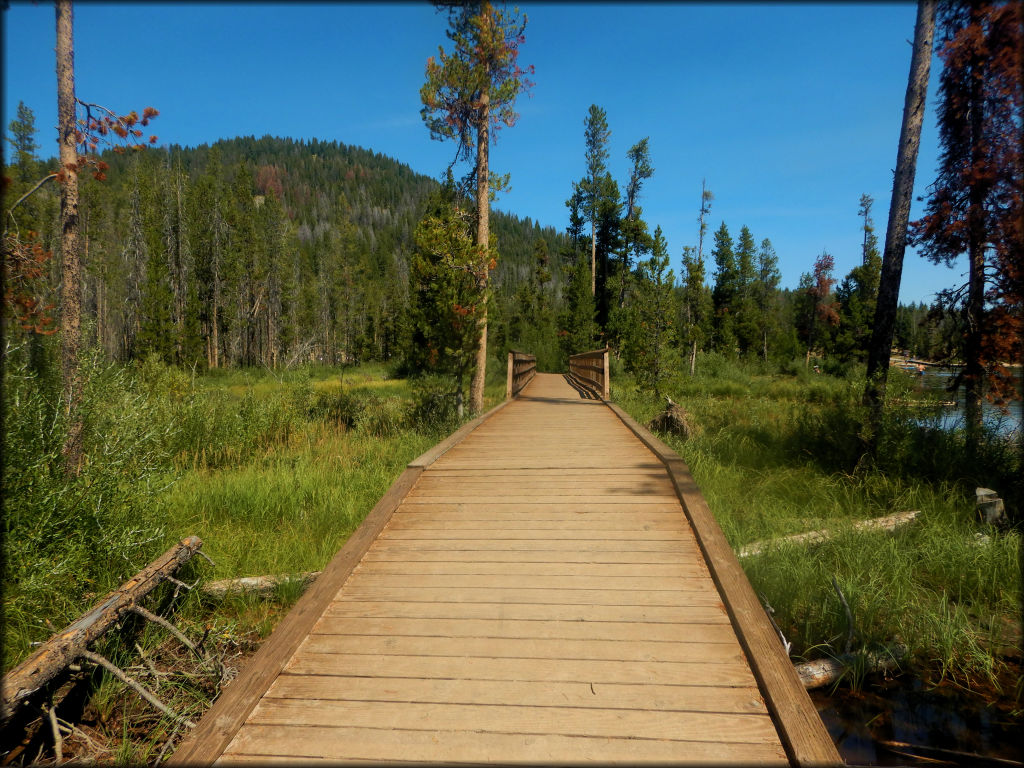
[[795, 643, 908, 689], [1, 536, 203, 723], [200, 571, 320, 599], [738, 510, 921, 559]]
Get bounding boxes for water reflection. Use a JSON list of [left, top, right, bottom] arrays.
[[811, 676, 1024, 766], [901, 366, 1023, 437]]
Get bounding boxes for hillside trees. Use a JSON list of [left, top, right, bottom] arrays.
[[420, 0, 534, 413]]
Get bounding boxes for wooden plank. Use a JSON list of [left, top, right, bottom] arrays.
[[170, 396, 516, 766], [378, 528, 689, 541], [605, 402, 842, 767], [336, 586, 724, 607], [284, 653, 759, 687], [245, 698, 781, 744], [220, 724, 788, 764], [386, 517, 684, 530], [391, 502, 685, 513], [342, 573, 717, 592], [308, 616, 737, 643], [266, 674, 766, 714], [360, 548, 702, 564], [299, 633, 744, 664], [350, 561, 708, 578], [323, 600, 731, 624], [366, 539, 695, 552]]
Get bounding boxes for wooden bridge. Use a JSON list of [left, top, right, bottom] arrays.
[[171, 353, 840, 766]]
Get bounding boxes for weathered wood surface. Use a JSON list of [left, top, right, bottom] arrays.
[[505, 350, 536, 398], [174, 374, 839, 766], [568, 345, 610, 399], [1, 536, 203, 723]]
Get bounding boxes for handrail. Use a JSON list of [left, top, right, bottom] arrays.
[[506, 350, 537, 398], [568, 346, 609, 400]]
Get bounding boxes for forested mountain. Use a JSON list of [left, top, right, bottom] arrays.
[[4, 132, 567, 370]]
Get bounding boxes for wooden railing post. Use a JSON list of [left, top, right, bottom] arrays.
[[506, 352, 514, 399]]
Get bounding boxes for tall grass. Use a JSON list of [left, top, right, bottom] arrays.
[[614, 354, 1022, 689], [2, 348, 478, 673]]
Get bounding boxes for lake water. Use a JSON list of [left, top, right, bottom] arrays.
[[903, 367, 1023, 437]]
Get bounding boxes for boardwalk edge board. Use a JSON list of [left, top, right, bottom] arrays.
[[604, 401, 842, 768], [168, 397, 514, 766]]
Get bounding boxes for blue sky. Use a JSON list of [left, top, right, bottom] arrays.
[[3, 2, 961, 304]]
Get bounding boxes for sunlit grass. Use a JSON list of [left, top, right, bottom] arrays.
[[613, 362, 1022, 689]]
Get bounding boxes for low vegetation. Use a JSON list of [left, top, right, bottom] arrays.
[[613, 352, 1022, 694]]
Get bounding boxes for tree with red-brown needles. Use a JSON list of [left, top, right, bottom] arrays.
[[910, 0, 1022, 450]]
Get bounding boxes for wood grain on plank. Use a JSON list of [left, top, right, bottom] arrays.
[[244, 698, 781, 744], [297, 633, 745, 664], [606, 401, 842, 766], [219, 724, 788, 764], [308, 616, 736, 643], [323, 600, 731, 624], [283, 652, 757, 687]]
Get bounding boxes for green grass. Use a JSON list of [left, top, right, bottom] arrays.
[[613, 358, 1022, 691]]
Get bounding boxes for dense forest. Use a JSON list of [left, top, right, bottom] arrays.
[[3, 128, 568, 373], [4, 114, 959, 383]]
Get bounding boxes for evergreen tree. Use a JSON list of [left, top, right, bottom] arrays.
[[835, 194, 882, 362], [623, 226, 677, 395], [581, 104, 611, 297], [408, 176, 488, 418], [421, 1, 534, 413], [733, 225, 759, 355], [911, 0, 1023, 442], [678, 245, 712, 375], [710, 222, 738, 353], [754, 238, 781, 361]]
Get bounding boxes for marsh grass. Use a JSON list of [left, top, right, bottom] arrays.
[[615, 357, 1022, 690]]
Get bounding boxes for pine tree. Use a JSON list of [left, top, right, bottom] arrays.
[[581, 104, 611, 297], [710, 222, 738, 353], [678, 246, 712, 375], [755, 238, 781, 361], [409, 176, 488, 418], [624, 226, 677, 395], [733, 225, 759, 355], [421, 1, 534, 414], [911, 0, 1022, 444], [835, 194, 882, 362]]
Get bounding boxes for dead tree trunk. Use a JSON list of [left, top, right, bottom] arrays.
[[56, 0, 83, 475], [1, 536, 203, 723], [863, 0, 937, 444]]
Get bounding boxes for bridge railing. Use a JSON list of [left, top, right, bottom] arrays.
[[568, 346, 609, 400], [506, 350, 537, 398]]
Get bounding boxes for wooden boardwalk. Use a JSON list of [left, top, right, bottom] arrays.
[[172, 374, 839, 766]]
